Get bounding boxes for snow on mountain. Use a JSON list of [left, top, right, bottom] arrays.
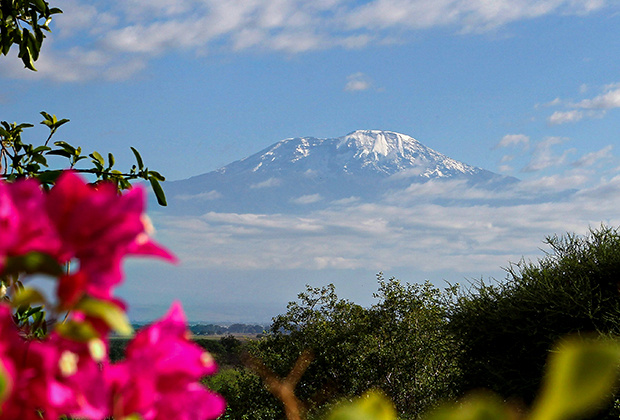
[[218, 130, 482, 178], [162, 130, 517, 214]]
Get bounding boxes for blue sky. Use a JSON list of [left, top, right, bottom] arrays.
[[2, 0, 620, 321]]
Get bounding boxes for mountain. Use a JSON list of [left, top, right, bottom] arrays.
[[163, 130, 517, 214]]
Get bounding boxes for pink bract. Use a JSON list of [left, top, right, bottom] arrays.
[[107, 302, 225, 420], [46, 172, 176, 299], [0, 178, 61, 269]]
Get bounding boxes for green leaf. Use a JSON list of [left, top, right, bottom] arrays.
[[19, 29, 37, 71], [53, 140, 76, 154], [108, 152, 115, 168], [530, 337, 620, 420], [32, 0, 47, 13], [149, 177, 167, 206], [422, 392, 512, 420], [55, 118, 70, 127], [56, 320, 100, 342], [130, 146, 144, 170], [11, 287, 47, 309], [46, 149, 72, 158], [89, 151, 104, 166], [75, 297, 133, 336], [35, 170, 62, 184], [31, 153, 47, 166], [26, 29, 39, 61], [2, 252, 63, 276], [328, 391, 397, 420], [147, 170, 165, 181], [32, 145, 51, 153]]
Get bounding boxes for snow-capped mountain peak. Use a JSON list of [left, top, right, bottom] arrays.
[[337, 130, 410, 158], [221, 129, 482, 178], [165, 130, 516, 214]]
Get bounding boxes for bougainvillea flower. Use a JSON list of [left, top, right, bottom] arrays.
[[45, 172, 176, 298], [0, 304, 67, 419], [0, 304, 111, 419], [0, 179, 60, 271], [107, 302, 225, 420]]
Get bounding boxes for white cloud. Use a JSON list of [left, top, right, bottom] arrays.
[[54, 0, 118, 38], [344, 72, 374, 92], [175, 190, 222, 201], [572, 145, 614, 168], [344, 0, 610, 33], [523, 137, 573, 172], [545, 83, 620, 124], [497, 134, 530, 149], [250, 177, 282, 189], [499, 164, 513, 173], [291, 194, 323, 204], [0, 45, 146, 82], [575, 87, 620, 110], [516, 172, 590, 191], [548, 110, 584, 125], [538, 97, 563, 108], [331, 196, 361, 205]]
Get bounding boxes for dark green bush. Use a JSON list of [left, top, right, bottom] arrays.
[[449, 225, 620, 417]]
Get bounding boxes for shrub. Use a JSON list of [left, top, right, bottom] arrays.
[[245, 276, 460, 419], [449, 225, 620, 417]]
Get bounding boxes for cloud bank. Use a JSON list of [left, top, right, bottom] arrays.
[[153, 169, 620, 280], [2, 0, 614, 82]]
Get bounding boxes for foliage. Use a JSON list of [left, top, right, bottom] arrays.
[[326, 391, 397, 420], [1, 1, 167, 204], [0, 0, 61, 70], [242, 334, 620, 420], [422, 337, 620, 420], [448, 226, 620, 416], [204, 367, 283, 420], [245, 276, 461, 419], [0, 111, 168, 205]]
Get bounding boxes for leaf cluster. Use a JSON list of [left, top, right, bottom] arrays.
[[0, 111, 167, 204], [0, 0, 62, 70]]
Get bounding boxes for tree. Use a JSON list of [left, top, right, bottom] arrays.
[[245, 277, 460, 419], [448, 225, 620, 418]]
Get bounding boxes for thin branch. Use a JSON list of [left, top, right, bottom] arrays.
[[247, 350, 314, 420]]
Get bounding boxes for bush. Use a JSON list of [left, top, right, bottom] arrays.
[[203, 368, 283, 420], [244, 276, 460, 419], [449, 225, 620, 417]]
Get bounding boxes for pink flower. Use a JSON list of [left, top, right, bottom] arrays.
[[0, 179, 61, 271], [46, 172, 176, 299], [107, 302, 225, 420], [0, 303, 112, 419], [0, 305, 70, 419]]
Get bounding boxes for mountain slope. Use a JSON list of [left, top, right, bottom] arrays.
[[163, 130, 517, 214]]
